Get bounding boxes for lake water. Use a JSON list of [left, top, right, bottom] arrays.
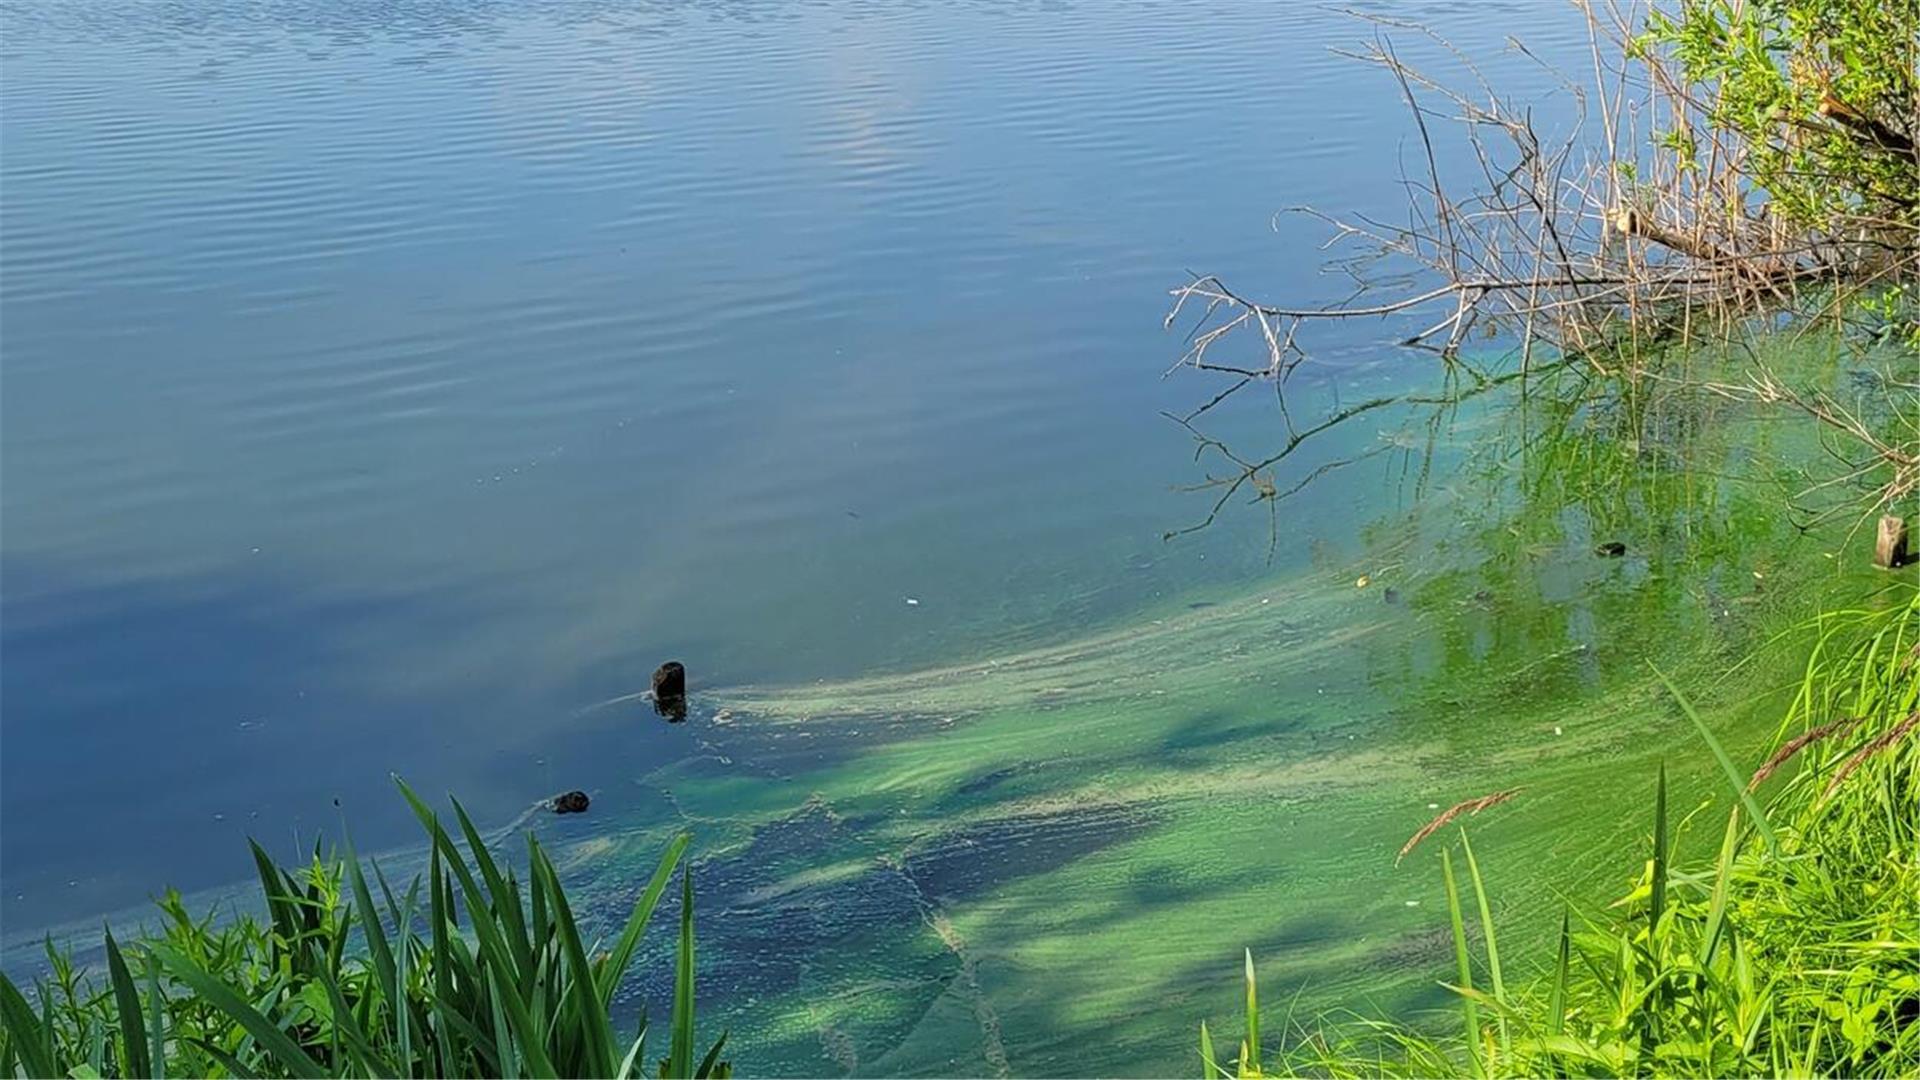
[[6, 2, 1835, 1074]]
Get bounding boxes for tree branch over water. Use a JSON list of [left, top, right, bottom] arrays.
[[1162, 1, 1920, 547]]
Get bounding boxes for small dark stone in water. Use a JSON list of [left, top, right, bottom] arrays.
[[552, 790, 590, 814], [1472, 589, 1495, 605], [1595, 541, 1627, 558], [652, 661, 686, 699], [1383, 587, 1401, 605]]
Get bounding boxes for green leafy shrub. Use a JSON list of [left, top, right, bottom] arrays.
[[1642, 0, 1918, 234]]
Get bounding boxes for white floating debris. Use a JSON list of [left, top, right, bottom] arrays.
[[905, 597, 920, 606], [1405, 900, 1421, 907], [1428, 803, 1440, 810], [1554, 725, 1563, 736]]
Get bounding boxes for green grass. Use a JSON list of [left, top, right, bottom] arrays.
[[0, 780, 728, 1079], [1203, 585, 1920, 1078]]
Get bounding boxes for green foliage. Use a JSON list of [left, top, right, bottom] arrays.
[[0, 781, 726, 1079], [1203, 587, 1920, 1078], [1642, 0, 1919, 231]]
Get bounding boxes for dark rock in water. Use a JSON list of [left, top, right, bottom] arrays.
[[652, 693, 688, 723], [651, 660, 688, 722], [652, 661, 686, 699], [1595, 541, 1627, 558], [552, 790, 590, 814], [1382, 587, 1401, 605]]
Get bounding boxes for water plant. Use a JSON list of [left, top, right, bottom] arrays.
[[1201, 585, 1920, 1078], [0, 780, 728, 1079]]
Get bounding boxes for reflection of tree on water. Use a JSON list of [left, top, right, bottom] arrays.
[[1331, 355, 1884, 729]]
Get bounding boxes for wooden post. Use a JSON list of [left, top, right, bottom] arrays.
[[1876, 515, 1911, 569]]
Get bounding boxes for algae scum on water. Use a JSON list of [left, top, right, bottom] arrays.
[[511, 373, 1897, 1077]]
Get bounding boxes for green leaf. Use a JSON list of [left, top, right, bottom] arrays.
[[1241, 949, 1259, 1076], [247, 840, 302, 961], [1199, 1020, 1219, 1080], [667, 867, 697, 1080], [149, 944, 328, 1080], [1547, 908, 1569, 1039], [429, 845, 461, 1079], [1442, 848, 1483, 1079], [1653, 665, 1780, 856], [694, 1031, 729, 1079], [1701, 807, 1741, 966], [341, 833, 399, 1040], [1650, 762, 1668, 937], [1459, 831, 1508, 1067], [103, 930, 151, 1080], [145, 963, 168, 1080], [615, 1024, 649, 1080], [320, 971, 400, 1078], [394, 778, 557, 1079], [449, 796, 535, 982], [595, 833, 691, 1000], [531, 839, 616, 1078], [189, 1036, 262, 1079], [0, 970, 60, 1080]]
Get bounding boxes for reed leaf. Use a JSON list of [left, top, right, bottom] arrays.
[[1654, 664, 1781, 856], [149, 944, 328, 1080], [103, 929, 149, 1080]]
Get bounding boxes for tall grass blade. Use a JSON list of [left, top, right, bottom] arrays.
[[596, 832, 691, 999], [488, 978, 522, 1080], [1654, 664, 1780, 855], [103, 929, 150, 1080], [1548, 908, 1569, 1038], [393, 779, 557, 1079], [191, 1036, 263, 1079], [396, 879, 417, 1072], [617, 1025, 649, 1080], [1701, 806, 1740, 965], [0, 971, 58, 1080], [247, 840, 300, 954], [694, 1031, 730, 1078], [531, 838, 617, 1078], [1650, 762, 1668, 936], [1242, 948, 1260, 1076], [145, 964, 167, 1080], [150, 944, 328, 1079], [1458, 831, 1508, 1066], [320, 969, 400, 1078], [668, 866, 697, 1080], [428, 845, 459, 1079], [450, 796, 536, 982], [1442, 847, 1484, 1078], [1199, 1020, 1219, 1079], [342, 832, 399, 1030]]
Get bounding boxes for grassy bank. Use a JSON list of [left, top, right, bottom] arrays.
[[1203, 583, 1919, 1078]]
